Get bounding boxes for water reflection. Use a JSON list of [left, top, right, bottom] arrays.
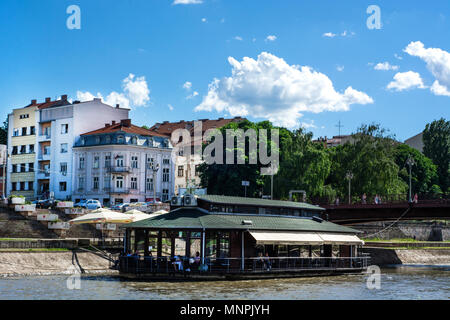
[[0, 265, 448, 300]]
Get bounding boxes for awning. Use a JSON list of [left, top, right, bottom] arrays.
[[249, 231, 324, 245], [318, 233, 364, 245], [249, 231, 364, 246]]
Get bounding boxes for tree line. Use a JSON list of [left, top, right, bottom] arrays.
[[198, 118, 449, 202]]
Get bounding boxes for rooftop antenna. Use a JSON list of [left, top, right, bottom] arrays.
[[336, 120, 344, 137]]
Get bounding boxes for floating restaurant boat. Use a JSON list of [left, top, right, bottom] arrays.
[[119, 195, 369, 280]]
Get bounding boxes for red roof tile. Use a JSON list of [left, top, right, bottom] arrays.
[[81, 120, 168, 137]]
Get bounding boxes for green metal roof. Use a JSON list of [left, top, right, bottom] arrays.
[[123, 208, 359, 234], [197, 195, 325, 211]]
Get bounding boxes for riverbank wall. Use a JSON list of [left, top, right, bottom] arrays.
[[0, 251, 117, 277], [362, 248, 450, 266]]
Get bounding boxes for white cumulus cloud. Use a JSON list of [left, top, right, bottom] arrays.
[[183, 81, 192, 90], [234, 36, 243, 41], [374, 62, 399, 71], [265, 35, 277, 42], [76, 73, 150, 109], [323, 32, 336, 38], [194, 52, 373, 128], [404, 41, 450, 96], [168, 104, 174, 111], [387, 71, 426, 91]]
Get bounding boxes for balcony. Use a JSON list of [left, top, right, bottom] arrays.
[[38, 134, 51, 142], [107, 166, 131, 173], [109, 188, 131, 194], [36, 171, 51, 180]]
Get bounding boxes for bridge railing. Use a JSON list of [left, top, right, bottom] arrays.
[[310, 193, 449, 206]]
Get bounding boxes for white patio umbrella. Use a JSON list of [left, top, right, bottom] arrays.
[[124, 209, 168, 222], [69, 208, 135, 225]]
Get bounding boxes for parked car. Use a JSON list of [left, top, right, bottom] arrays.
[[85, 199, 102, 210], [111, 202, 130, 211], [74, 200, 87, 208], [32, 199, 56, 209]]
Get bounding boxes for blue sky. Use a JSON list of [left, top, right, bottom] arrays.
[[0, 0, 449, 141]]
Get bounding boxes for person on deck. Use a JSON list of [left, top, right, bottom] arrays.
[[263, 252, 272, 271]]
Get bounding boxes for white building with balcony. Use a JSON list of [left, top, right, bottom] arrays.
[[72, 119, 174, 206]]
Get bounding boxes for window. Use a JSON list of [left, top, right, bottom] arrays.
[[163, 168, 170, 182], [105, 135, 111, 144], [61, 124, 68, 134], [28, 182, 34, 191], [20, 145, 26, 154], [12, 164, 17, 173], [103, 176, 110, 190], [30, 126, 35, 135], [20, 163, 26, 173], [116, 155, 124, 167], [43, 164, 50, 176], [95, 136, 100, 144], [93, 156, 100, 169], [44, 127, 51, 137], [79, 157, 85, 169], [146, 178, 153, 191], [28, 163, 34, 173], [131, 156, 138, 169], [80, 138, 85, 146], [12, 146, 18, 155], [60, 143, 68, 153], [130, 177, 138, 189], [178, 166, 184, 177], [78, 177, 85, 190], [20, 182, 25, 191], [117, 135, 124, 144], [162, 189, 169, 202], [20, 114, 29, 119], [93, 177, 99, 190], [60, 162, 67, 175], [116, 176, 124, 189], [22, 127, 27, 136], [59, 182, 67, 192], [13, 129, 19, 137], [195, 165, 200, 176], [131, 136, 137, 144], [44, 146, 51, 155], [11, 182, 17, 191], [29, 144, 34, 154], [105, 155, 111, 168], [163, 159, 170, 165]]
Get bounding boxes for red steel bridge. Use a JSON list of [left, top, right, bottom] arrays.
[[312, 194, 450, 225]]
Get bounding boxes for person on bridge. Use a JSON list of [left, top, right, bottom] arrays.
[[362, 193, 367, 204], [414, 193, 418, 204], [374, 195, 379, 204]]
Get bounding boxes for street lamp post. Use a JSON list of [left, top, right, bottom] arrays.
[[406, 155, 415, 203], [345, 171, 354, 205], [150, 163, 160, 205]]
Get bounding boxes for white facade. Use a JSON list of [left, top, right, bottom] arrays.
[[72, 144, 174, 206], [36, 98, 129, 200]]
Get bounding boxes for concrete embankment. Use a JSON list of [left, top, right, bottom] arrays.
[[0, 251, 118, 277], [362, 247, 450, 266]]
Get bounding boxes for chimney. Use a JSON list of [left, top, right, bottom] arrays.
[[61, 94, 68, 100], [120, 119, 131, 127], [105, 123, 110, 128], [218, 117, 224, 120], [45, 97, 51, 103], [112, 121, 116, 125], [31, 99, 37, 105]]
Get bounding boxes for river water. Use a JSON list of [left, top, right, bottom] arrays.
[[0, 265, 448, 300]]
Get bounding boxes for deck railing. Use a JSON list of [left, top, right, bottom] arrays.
[[119, 256, 370, 275]]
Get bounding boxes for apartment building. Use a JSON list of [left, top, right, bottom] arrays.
[[7, 95, 129, 200], [72, 119, 174, 206], [149, 117, 245, 195]]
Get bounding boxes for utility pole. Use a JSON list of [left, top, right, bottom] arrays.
[[346, 171, 353, 205], [406, 155, 415, 203]]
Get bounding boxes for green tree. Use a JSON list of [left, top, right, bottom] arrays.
[[0, 117, 8, 145], [394, 144, 441, 194], [423, 118, 450, 192], [327, 123, 407, 200]]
